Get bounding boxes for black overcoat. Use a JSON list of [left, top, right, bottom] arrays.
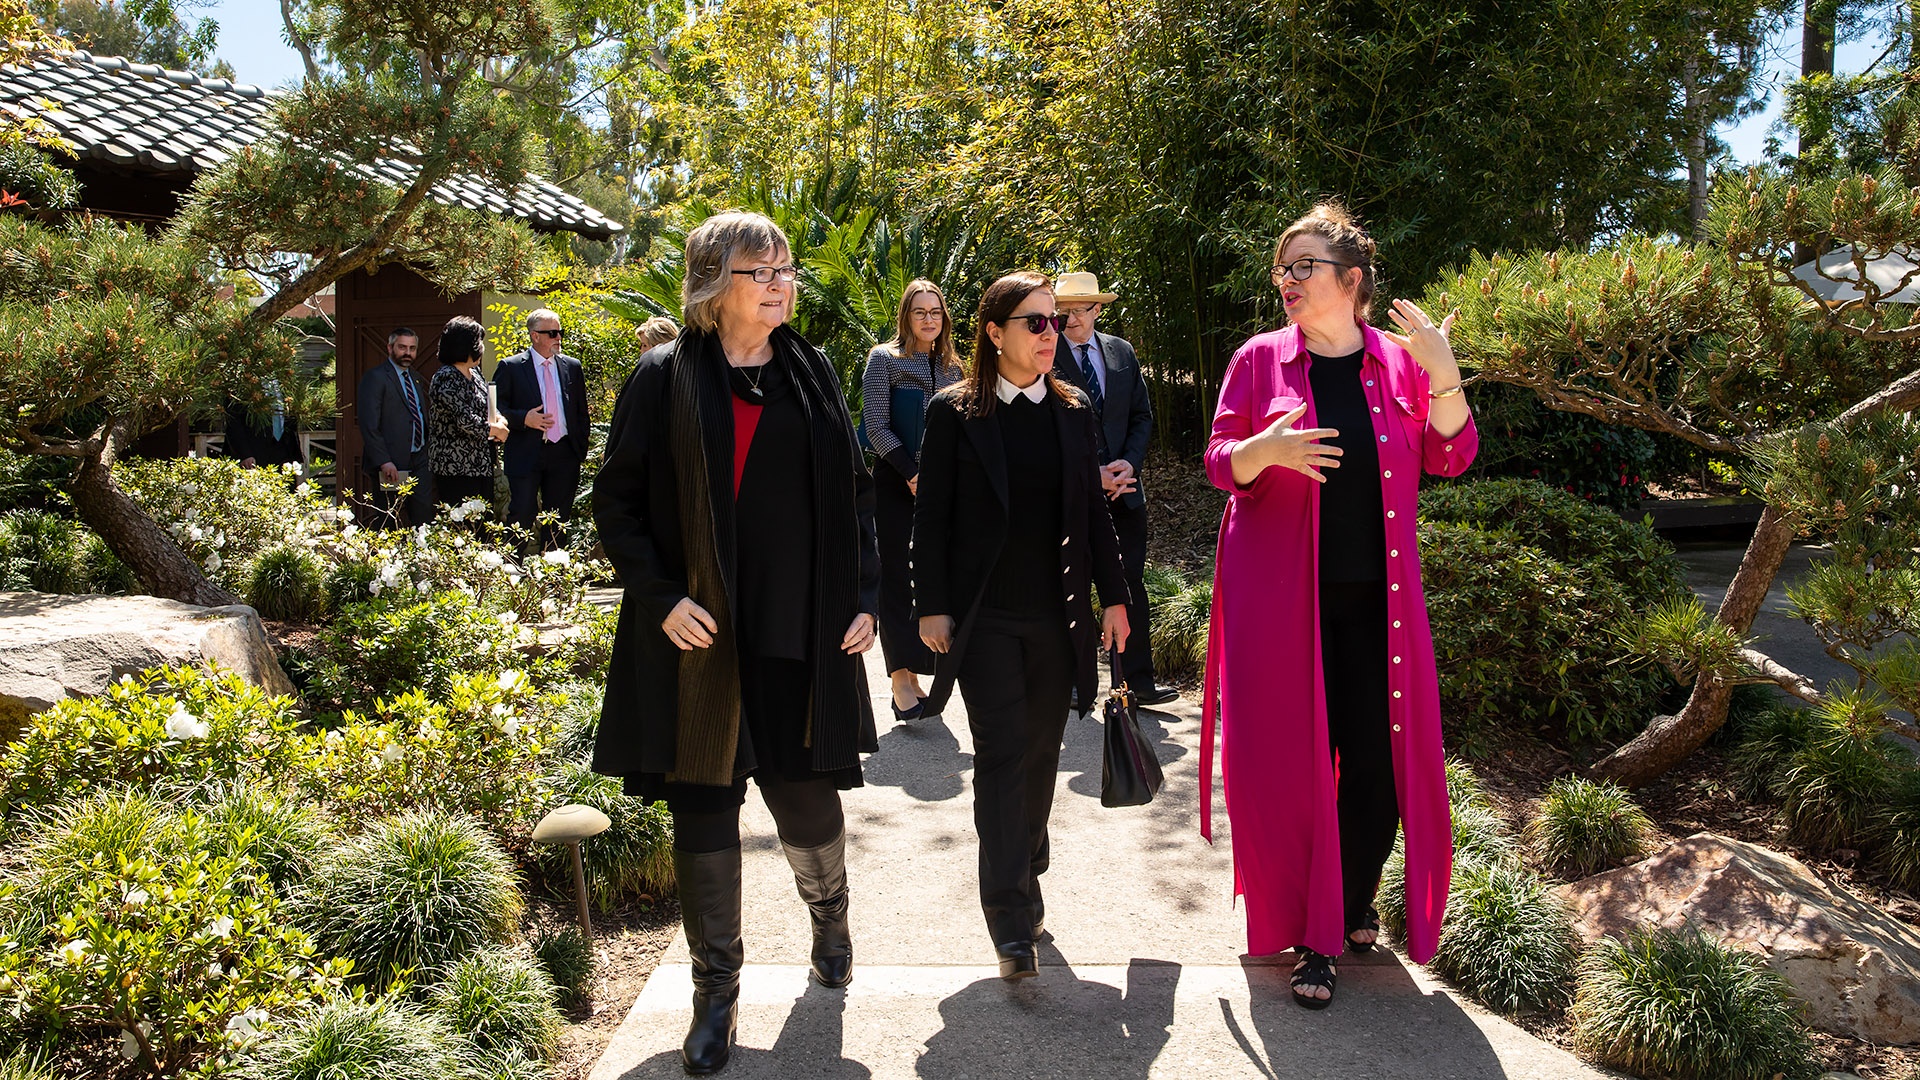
[[911, 383, 1131, 713], [590, 330, 881, 783]]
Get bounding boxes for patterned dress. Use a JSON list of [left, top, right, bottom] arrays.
[[428, 364, 496, 479]]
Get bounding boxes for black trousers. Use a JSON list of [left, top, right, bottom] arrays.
[[1111, 498, 1157, 688], [1320, 579, 1400, 928], [956, 607, 1075, 946], [434, 473, 493, 508], [875, 463, 934, 677], [363, 447, 434, 528], [507, 440, 582, 552], [666, 773, 845, 854]]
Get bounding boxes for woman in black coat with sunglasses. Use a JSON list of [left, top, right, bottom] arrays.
[[913, 270, 1131, 981]]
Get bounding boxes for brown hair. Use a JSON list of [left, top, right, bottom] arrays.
[[958, 271, 1080, 418], [1274, 200, 1380, 321], [885, 279, 963, 375]]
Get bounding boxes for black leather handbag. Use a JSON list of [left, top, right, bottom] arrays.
[[1100, 650, 1164, 807]]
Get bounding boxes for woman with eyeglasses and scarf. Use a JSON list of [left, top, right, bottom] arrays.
[[1201, 202, 1478, 1010], [913, 270, 1131, 981], [591, 211, 881, 1075]]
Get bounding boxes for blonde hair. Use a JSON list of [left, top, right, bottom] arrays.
[[885, 279, 962, 375], [682, 211, 792, 332], [1274, 201, 1380, 321], [637, 316, 679, 351]]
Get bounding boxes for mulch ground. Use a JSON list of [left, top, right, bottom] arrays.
[[530, 894, 680, 1080]]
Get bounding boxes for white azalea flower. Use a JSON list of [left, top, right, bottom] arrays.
[[496, 611, 519, 626], [226, 1009, 269, 1039], [184, 508, 200, 522], [491, 702, 509, 717], [205, 916, 235, 939], [342, 524, 360, 538], [501, 716, 523, 736], [540, 598, 557, 615], [124, 888, 150, 908], [118, 1028, 141, 1060], [212, 531, 228, 549], [165, 707, 209, 740], [378, 563, 402, 585], [379, 742, 404, 765], [57, 939, 91, 964], [477, 639, 493, 654], [461, 498, 487, 513], [507, 572, 522, 586], [479, 551, 505, 569], [207, 959, 225, 978], [542, 549, 571, 566], [368, 582, 383, 596], [414, 580, 432, 594], [295, 482, 313, 497], [495, 671, 526, 693], [417, 719, 436, 739], [289, 461, 306, 477], [180, 482, 199, 496], [446, 506, 467, 523], [186, 524, 205, 542], [204, 553, 223, 574]]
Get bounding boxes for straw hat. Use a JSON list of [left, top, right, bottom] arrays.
[[1053, 271, 1118, 304]]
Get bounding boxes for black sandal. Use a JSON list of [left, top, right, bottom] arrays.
[[1290, 949, 1336, 1010], [1347, 906, 1381, 954]]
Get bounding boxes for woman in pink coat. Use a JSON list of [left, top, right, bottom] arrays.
[[1201, 203, 1478, 1009]]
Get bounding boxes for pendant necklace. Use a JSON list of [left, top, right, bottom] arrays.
[[740, 363, 766, 396]]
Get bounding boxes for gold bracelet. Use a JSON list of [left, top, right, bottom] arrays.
[[1429, 383, 1464, 400]]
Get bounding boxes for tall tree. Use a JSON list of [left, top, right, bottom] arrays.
[[33, 0, 229, 77]]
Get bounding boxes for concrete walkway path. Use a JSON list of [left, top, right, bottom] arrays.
[[588, 646, 1619, 1079]]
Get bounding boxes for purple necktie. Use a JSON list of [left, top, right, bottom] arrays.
[[540, 359, 566, 443]]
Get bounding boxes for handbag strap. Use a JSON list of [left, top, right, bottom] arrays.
[[1108, 647, 1126, 692]]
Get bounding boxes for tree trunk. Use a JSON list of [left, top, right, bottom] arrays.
[[1590, 503, 1796, 786], [68, 424, 240, 608], [1684, 32, 1709, 243], [1795, 0, 1837, 264]]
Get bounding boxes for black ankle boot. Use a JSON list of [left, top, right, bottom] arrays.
[[676, 847, 743, 1076], [783, 831, 852, 988]]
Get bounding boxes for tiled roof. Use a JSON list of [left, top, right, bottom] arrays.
[[0, 50, 623, 240]]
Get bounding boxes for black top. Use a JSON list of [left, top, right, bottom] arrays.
[[730, 358, 814, 659], [1308, 350, 1386, 583], [984, 392, 1065, 613]]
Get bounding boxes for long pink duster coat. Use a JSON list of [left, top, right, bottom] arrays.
[[1200, 323, 1478, 964]]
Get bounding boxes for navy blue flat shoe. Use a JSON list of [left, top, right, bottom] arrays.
[[891, 698, 925, 723]]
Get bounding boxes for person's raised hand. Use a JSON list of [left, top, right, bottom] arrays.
[[488, 418, 509, 443], [662, 597, 718, 650], [380, 461, 400, 485], [841, 613, 877, 654], [919, 614, 955, 654], [1250, 404, 1341, 483], [525, 405, 550, 431], [1382, 299, 1461, 386]]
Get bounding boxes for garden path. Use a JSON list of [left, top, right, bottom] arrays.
[[587, 647, 1621, 1079]]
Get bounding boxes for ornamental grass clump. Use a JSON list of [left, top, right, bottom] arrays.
[[1775, 686, 1904, 852], [246, 544, 327, 622], [1879, 769, 1920, 894], [428, 949, 563, 1060], [1730, 702, 1816, 802], [1569, 926, 1817, 1080], [1379, 760, 1517, 935], [1525, 775, 1654, 880], [548, 681, 603, 764], [531, 926, 595, 1012], [1429, 862, 1579, 1015], [201, 785, 334, 890], [0, 509, 81, 593], [231, 995, 461, 1080], [296, 810, 523, 989], [1143, 563, 1212, 676], [537, 762, 675, 910]]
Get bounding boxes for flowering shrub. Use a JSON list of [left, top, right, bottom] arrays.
[[119, 457, 334, 591], [538, 762, 674, 911], [229, 995, 461, 1080], [290, 672, 558, 837], [0, 669, 305, 818], [311, 522, 604, 626], [292, 592, 561, 714], [0, 851, 350, 1078]]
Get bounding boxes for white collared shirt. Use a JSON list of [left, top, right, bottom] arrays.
[[996, 374, 1049, 404]]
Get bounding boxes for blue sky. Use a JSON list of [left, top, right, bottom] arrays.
[[202, 0, 1878, 169]]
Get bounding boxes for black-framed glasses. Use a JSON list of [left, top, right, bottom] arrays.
[[533, 328, 564, 339], [1000, 312, 1067, 334], [1270, 257, 1358, 283], [732, 265, 800, 284]]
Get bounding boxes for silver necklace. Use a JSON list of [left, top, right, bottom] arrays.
[[738, 363, 766, 396]]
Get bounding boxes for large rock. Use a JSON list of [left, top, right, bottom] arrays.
[[0, 591, 294, 740], [1560, 832, 1920, 1044]]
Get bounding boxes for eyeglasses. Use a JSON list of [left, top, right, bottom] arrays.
[[732, 265, 800, 284], [1271, 257, 1358, 283], [1000, 312, 1067, 335], [533, 328, 564, 339], [909, 308, 945, 320]]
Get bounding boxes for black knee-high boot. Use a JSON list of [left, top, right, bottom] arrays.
[[782, 830, 852, 987], [676, 846, 743, 1076]]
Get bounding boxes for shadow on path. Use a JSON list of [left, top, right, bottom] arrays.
[[918, 951, 1180, 1080], [618, 980, 874, 1080], [862, 710, 972, 803]]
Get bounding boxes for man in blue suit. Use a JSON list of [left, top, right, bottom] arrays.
[[1054, 272, 1178, 706], [356, 327, 434, 527], [493, 307, 589, 552]]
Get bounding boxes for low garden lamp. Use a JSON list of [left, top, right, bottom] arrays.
[[533, 803, 612, 943]]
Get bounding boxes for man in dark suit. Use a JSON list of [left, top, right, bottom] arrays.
[[494, 307, 589, 552], [225, 377, 303, 469], [1054, 272, 1177, 705], [356, 327, 434, 527]]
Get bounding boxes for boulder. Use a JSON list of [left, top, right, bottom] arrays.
[[1560, 832, 1920, 1045], [0, 591, 294, 740]]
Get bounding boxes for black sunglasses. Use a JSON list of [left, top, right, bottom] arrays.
[[533, 328, 565, 339], [1000, 312, 1067, 335]]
